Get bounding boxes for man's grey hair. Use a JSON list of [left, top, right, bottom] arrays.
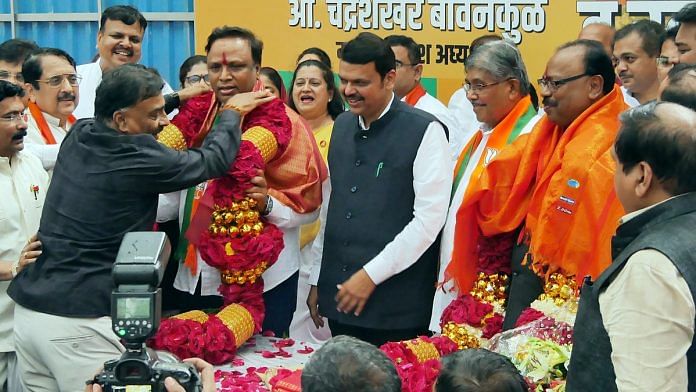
[[301, 335, 401, 392], [465, 40, 531, 95]]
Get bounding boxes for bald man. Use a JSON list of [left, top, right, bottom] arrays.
[[567, 101, 696, 392], [578, 23, 615, 56]]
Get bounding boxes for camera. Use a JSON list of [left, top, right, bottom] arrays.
[[93, 232, 203, 392]]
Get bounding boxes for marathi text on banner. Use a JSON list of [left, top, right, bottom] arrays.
[[289, 0, 550, 44]]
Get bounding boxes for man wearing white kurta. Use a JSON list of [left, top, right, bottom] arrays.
[[0, 81, 48, 392], [429, 41, 541, 332], [73, 5, 173, 119], [22, 48, 80, 173]]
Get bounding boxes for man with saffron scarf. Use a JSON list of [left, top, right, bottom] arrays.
[[163, 26, 326, 336], [447, 40, 628, 329], [22, 48, 79, 174], [429, 40, 541, 333]]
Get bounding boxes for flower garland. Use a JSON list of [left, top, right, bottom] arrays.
[[511, 337, 571, 390], [151, 98, 291, 364], [486, 272, 578, 391], [379, 336, 458, 392], [437, 227, 579, 391], [440, 232, 515, 349]]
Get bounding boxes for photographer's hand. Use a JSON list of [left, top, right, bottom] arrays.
[[164, 358, 215, 392], [86, 358, 215, 392]]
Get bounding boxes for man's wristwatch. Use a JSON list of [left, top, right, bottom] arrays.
[[164, 92, 181, 114], [261, 195, 273, 216]]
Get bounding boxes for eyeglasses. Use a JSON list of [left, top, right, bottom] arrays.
[[36, 74, 81, 87], [464, 78, 513, 93], [0, 111, 27, 124], [0, 70, 24, 83], [537, 73, 590, 92], [395, 60, 418, 69], [185, 74, 210, 85], [656, 56, 677, 67]]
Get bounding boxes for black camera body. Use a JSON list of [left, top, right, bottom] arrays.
[[94, 232, 202, 392], [94, 349, 202, 392]]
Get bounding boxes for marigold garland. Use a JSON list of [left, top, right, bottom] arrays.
[[440, 232, 514, 348], [380, 336, 458, 392], [151, 98, 291, 364]]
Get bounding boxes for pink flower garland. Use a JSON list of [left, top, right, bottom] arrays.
[[440, 232, 516, 347], [150, 99, 292, 364], [380, 336, 458, 392]]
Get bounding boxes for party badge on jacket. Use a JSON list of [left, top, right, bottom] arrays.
[[30, 184, 39, 200]]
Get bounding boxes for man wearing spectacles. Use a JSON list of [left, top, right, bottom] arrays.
[[613, 20, 665, 104], [21, 48, 80, 174], [449, 40, 628, 329], [385, 35, 462, 160], [0, 80, 47, 392], [657, 26, 680, 84], [0, 39, 38, 88], [431, 40, 541, 333]]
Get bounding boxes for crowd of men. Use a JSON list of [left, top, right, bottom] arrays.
[[1, 2, 696, 392]]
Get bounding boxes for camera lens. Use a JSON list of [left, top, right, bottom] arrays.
[[115, 359, 151, 382]]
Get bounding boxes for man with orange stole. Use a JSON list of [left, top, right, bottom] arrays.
[[447, 40, 628, 329], [430, 40, 541, 333], [158, 26, 326, 338]]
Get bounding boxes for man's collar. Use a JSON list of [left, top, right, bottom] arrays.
[[0, 152, 20, 166], [358, 93, 395, 130], [619, 197, 676, 225], [96, 58, 107, 74], [41, 110, 69, 129]]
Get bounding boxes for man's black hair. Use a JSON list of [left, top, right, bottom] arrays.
[[22, 48, 77, 90], [0, 80, 25, 101], [95, 64, 163, 121], [204, 26, 263, 65], [384, 35, 421, 65], [615, 101, 696, 195], [661, 63, 696, 111], [436, 349, 528, 392], [558, 39, 616, 94], [673, 3, 696, 24], [339, 32, 395, 79], [100, 5, 147, 32], [301, 335, 401, 392], [614, 19, 665, 57], [0, 39, 38, 65]]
